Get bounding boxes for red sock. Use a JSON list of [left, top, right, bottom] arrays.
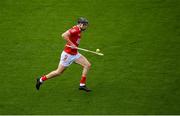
[[80, 76, 86, 84], [41, 75, 48, 81]]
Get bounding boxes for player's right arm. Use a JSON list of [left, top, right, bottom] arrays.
[[61, 30, 76, 48]]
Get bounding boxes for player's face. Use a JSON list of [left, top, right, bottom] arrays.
[[80, 24, 88, 31]]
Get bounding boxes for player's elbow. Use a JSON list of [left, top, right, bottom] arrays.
[[61, 33, 68, 40], [61, 33, 65, 38]]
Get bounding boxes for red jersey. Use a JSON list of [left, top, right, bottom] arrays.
[[64, 25, 81, 55]]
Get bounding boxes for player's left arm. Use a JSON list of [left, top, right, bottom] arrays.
[[61, 30, 76, 48]]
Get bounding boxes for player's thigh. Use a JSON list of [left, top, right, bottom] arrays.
[[75, 54, 91, 67], [56, 64, 67, 74], [59, 51, 74, 67]]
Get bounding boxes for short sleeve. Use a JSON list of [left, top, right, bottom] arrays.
[[68, 28, 78, 35]]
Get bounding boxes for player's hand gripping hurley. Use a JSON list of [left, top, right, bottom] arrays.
[[66, 45, 104, 56]]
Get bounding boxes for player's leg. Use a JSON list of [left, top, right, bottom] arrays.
[[75, 55, 91, 78], [36, 64, 67, 90], [41, 64, 67, 82], [75, 54, 91, 92], [36, 51, 71, 90]]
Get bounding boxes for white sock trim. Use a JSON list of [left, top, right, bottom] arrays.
[[80, 83, 85, 86], [40, 78, 43, 83]]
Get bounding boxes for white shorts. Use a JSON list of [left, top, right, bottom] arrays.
[[59, 51, 81, 67]]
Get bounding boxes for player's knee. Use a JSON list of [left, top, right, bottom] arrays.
[[88, 63, 91, 68], [86, 62, 91, 69]]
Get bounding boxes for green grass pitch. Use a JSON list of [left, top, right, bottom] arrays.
[[0, 0, 180, 114]]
